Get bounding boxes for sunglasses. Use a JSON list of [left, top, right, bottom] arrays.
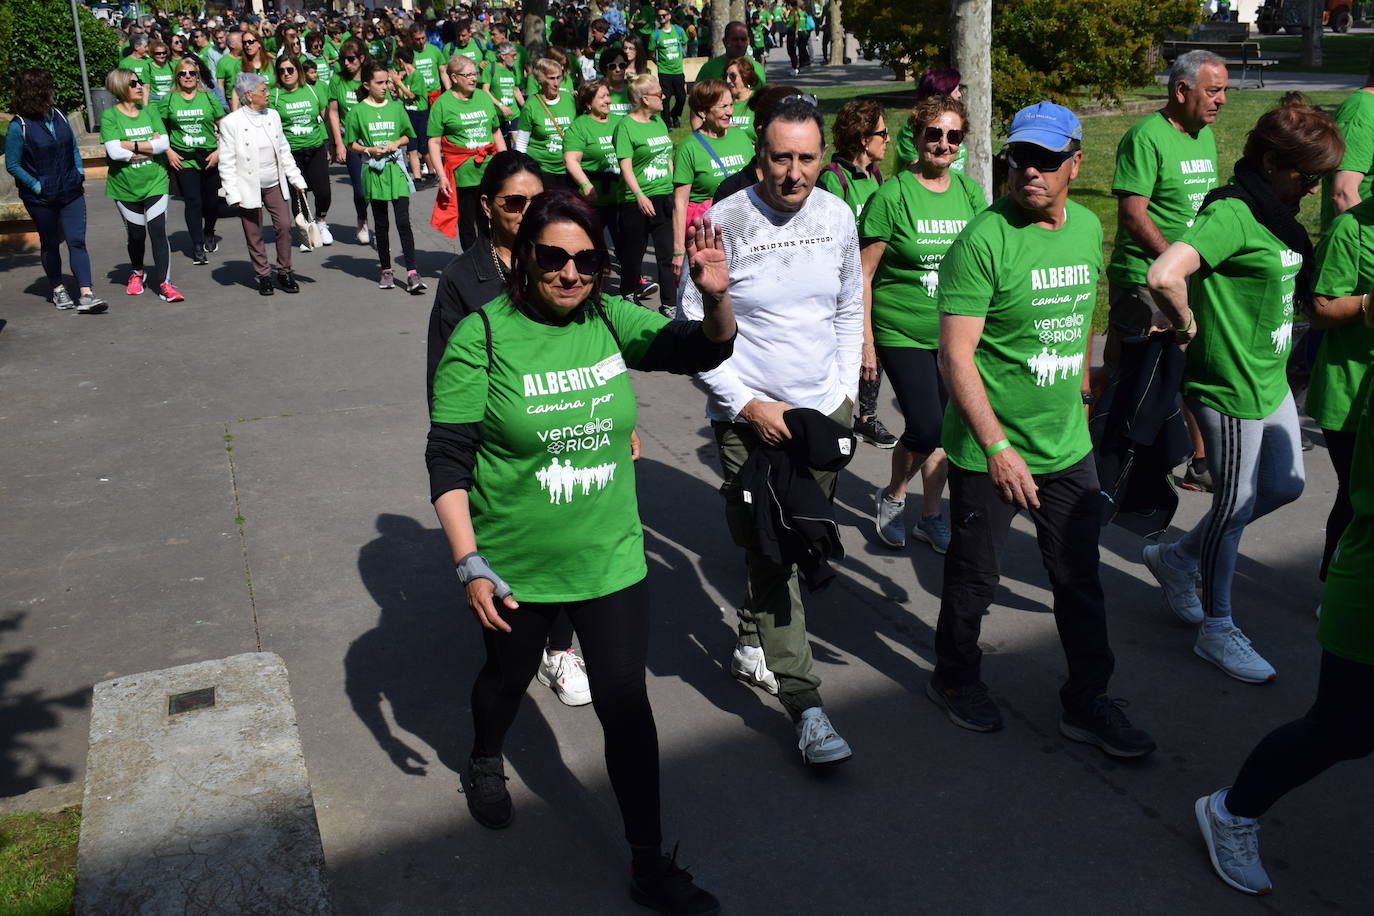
[[243, 38, 259, 44], [342, 54, 359, 61], [607, 60, 628, 70], [129, 78, 144, 86], [1298, 169, 1324, 188], [494, 193, 533, 214], [280, 66, 297, 73], [1007, 143, 1076, 172], [534, 243, 609, 274], [866, 128, 890, 139], [153, 50, 169, 55], [922, 126, 963, 145], [178, 70, 198, 77]]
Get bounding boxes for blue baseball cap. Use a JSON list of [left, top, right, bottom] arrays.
[[1005, 101, 1082, 151]]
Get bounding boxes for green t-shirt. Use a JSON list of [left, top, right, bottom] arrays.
[[1308, 199, 1374, 432], [693, 54, 766, 86], [100, 105, 170, 201], [343, 98, 414, 201], [445, 38, 485, 64], [613, 115, 673, 202], [303, 51, 333, 86], [937, 196, 1101, 473], [214, 53, 242, 88], [1181, 196, 1301, 419], [270, 84, 327, 149], [607, 88, 633, 121], [1321, 88, 1374, 230], [1317, 378, 1374, 664], [673, 128, 753, 202], [330, 77, 363, 127], [400, 69, 430, 113], [147, 60, 175, 98], [119, 54, 151, 85], [816, 159, 882, 219], [566, 113, 621, 203], [862, 169, 987, 349], [413, 44, 447, 93], [729, 98, 754, 139], [517, 93, 576, 175], [430, 294, 672, 602], [1106, 111, 1219, 287], [751, 24, 767, 48], [648, 25, 686, 75], [155, 90, 224, 165], [428, 91, 502, 187], [482, 61, 521, 111]]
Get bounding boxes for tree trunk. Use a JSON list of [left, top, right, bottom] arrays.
[[829, 0, 843, 65], [524, 0, 550, 64], [712, 0, 731, 56], [1301, 0, 1324, 67], [950, 0, 992, 201], [729, 0, 745, 31]]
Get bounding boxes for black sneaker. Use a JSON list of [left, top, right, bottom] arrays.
[[632, 277, 661, 302], [192, 245, 208, 265], [630, 845, 720, 915], [926, 675, 1003, 732], [257, 276, 275, 296], [204, 233, 220, 253], [461, 755, 512, 829], [1180, 457, 1213, 493], [854, 415, 897, 449], [1060, 694, 1157, 759], [277, 271, 300, 294]]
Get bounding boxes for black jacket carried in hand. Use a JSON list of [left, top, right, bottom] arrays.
[[738, 408, 856, 591], [1090, 331, 1193, 539]]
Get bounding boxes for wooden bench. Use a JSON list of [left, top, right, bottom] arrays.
[[1161, 40, 1277, 87]]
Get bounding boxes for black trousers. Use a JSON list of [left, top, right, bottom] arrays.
[[934, 453, 1115, 710], [470, 579, 661, 848], [877, 345, 947, 454], [456, 185, 480, 251], [370, 197, 416, 272], [657, 72, 686, 125], [291, 143, 332, 221], [1227, 650, 1374, 817], [170, 162, 220, 250], [616, 194, 674, 308], [1321, 427, 1357, 581]]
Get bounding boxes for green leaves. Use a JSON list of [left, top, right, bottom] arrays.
[[0, 0, 121, 114]]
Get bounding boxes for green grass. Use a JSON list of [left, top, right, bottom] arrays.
[[1256, 30, 1374, 73], [0, 806, 81, 915]]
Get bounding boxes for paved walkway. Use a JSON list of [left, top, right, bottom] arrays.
[[1, 74, 1368, 915]]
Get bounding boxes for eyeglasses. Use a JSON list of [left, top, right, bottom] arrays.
[[922, 126, 962, 145], [456, 70, 478, 78], [535, 243, 609, 274], [1007, 143, 1076, 172], [866, 128, 890, 139], [494, 193, 533, 213], [280, 66, 296, 73]]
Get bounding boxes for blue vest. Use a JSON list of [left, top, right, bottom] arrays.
[[15, 109, 84, 207]]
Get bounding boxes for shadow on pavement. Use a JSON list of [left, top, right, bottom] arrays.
[[0, 612, 87, 796]]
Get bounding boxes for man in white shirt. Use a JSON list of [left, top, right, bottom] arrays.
[[680, 95, 862, 767]]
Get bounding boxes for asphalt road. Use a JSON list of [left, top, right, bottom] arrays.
[[2, 151, 1369, 915]]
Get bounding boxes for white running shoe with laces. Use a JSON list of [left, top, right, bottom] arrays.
[[537, 649, 592, 706], [796, 707, 852, 766], [317, 221, 334, 245], [1194, 624, 1276, 683], [1142, 543, 1204, 624], [1196, 789, 1272, 895], [729, 643, 779, 695]]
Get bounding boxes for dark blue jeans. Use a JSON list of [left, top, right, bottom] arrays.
[[26, 192, 92, 288]]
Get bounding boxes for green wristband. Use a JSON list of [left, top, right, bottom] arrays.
[[984, 438, 1011, 458]]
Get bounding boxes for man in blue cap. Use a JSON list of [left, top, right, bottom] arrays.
[[925, 101, 1156, 758]]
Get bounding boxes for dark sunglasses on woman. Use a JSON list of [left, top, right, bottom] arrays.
[[923, 126, 964, 145], [534, 243, 610, 275]]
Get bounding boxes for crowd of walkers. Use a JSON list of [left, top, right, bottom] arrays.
[[7, 8, 1374, 912]]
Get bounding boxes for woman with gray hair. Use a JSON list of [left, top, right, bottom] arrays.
[[218, 71, 309, 296]]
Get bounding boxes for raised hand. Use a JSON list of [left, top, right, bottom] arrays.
[[686, 215, 727, 300]]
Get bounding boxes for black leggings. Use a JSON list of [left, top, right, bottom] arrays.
[[291, 143, 332, 221], [876, 344, 947, 453], [470, 579, 661, 848], [1321, 428, 1357, 581], [616, 195, 674, 308], [456, 185, 480, 251], [657, 72, 686, 124], [170, 160, 220, 250], [548, 614, 574, 652], [370, 197, 416, 272], [1226, 650, 1374, 818], [115, 194, 171, 289], [345, 149, 368, 223]]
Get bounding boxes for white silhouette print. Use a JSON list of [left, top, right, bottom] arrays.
[[920, 271, 940, 298], [1026, 347, 1083, 387], [536, 457, 618, 505], [1271, 321, 1292, 354]]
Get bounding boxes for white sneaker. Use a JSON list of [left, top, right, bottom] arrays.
[[357, 222, 370, 245], [1194, 624, 1276, 683], [1196, 789, 1272, 895], [874, 486, 906, 548], [796, 707, 852, 766], [317, 221, 334, 245], [1142, 543, 1203, 624], [729, 643, 778, 695], [536, 649, 592, 706], [299, 241, 313, 252]]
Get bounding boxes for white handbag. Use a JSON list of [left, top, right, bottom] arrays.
[[293, 189, 323, 249]]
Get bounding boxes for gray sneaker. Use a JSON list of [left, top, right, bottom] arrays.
[[874, 486, 906, 548], [52, 286, 75, 309], [913, 514, 951, 554], [1142, 543, 1203, 624], [1196, 789, 1271, 895], [76, 292, 109, 315], [795, 707, 852, 766]]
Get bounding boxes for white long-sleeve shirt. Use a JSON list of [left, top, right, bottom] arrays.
[[679, 184, 863, 421]]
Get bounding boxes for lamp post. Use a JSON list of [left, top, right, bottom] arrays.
[[70, 0, 98, 131]]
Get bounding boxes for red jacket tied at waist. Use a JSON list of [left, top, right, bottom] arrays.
[[430, 138, 498, 238]]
